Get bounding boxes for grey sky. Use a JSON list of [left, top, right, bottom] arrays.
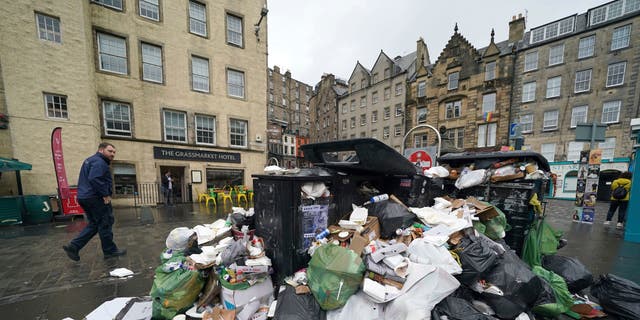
[[267, 0, 606, 85]]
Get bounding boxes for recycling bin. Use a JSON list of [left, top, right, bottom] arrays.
[[23, 195, 53, 224], [437, 151, 550, 255], [0, 196, 24, 225], [253, 138, 433, 284]]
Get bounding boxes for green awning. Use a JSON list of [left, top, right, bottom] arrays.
[[0, 157, 32, 172]]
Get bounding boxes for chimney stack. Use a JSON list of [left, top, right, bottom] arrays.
[[509, 13, 526, 43]]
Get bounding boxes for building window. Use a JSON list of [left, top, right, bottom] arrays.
[[383, 127, 390, 139], [373, 73, 379, 83], [384, 87, 391, 100], [360, 96, 366, 107], [445, 100, 461, 119], [520, 114, 533, 133], [342, 120, 347, 130], [191, 56, 209, 92], [371, 129, 378, 139], [541, 143, 556, 162], [571, 106, 588, 128], [602, 100, 621, 123], [417, 107, 427, 124], [384, 67, 390, 78], [92, 0, 123, 10], [139, 0, 159, 21], [578, 35, 595, 59], [371, 111, 378, 123], [361, 79, 367, 88], [414, 134, 428, 148], [599, 137, 616, 160], [36, 13, 61, 43], [226, 13, 243, 47], [522, 82, 536, 102], [482, 93, 496, 113], [589, 0, 640, 26], [282, 97, 287, 106], [141, 42, 163, 83], [341, 103, 347, 114], [350, 117, 356, 128], [531, 28, 545, 43], [394, 124, 402, 136], [44, 93, 68, 119], [568, 141, 584, 162], [485, 61, 496, 81], [112, 163, 136, 195], [548, 44, 564, 66], [97, 32, 127, 74], [229, 119, 247, 147], [195, 114, 216, 145], [269, 93, 273, 102], [524, 51, 538, 72], [477, 123, 497, 147], [448, 72, 459, 90], [384, 107, 391, 119], [574, 69, 592, 93], [546, 76, 562, 98], [395, 104, 403, 117], [395, 83, 403, 96], [543, 110, 559, 131], [360, 114, 366, 126], [103, 101, 131, 137], [530, 16, 575, 43], [606, 62, 626, 87], [611, 25, 631, 51], [372, 92, 379, 104], [163, 110, 186, 142], [447, 128, 464, 148], [359, 132, 366, 138], [227, 69, 245, 98], [417, 81, 426, 97], [189, 1, 207, 36]]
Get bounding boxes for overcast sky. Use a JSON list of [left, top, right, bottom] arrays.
[[267, 0, 606, 85]]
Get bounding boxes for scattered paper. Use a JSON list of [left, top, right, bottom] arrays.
[[110, 268, 134, 278]]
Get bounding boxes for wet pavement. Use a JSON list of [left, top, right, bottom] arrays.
[[0, 199, 637, 319]]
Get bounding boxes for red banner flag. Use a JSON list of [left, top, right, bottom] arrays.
[[51, 127, 69, 199]]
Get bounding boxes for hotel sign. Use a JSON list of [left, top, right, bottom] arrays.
[[153, 147, 241, 163]]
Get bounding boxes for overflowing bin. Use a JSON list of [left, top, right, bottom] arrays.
[[23, 195, 53, 224]]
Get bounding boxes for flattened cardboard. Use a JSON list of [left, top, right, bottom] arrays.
[[466, 197, 499, 222]]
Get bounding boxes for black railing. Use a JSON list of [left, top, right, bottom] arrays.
[[133, 183, 191, 207]]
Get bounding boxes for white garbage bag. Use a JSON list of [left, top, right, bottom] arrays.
[[407, 238, 462, 275], [455, 169, 487, 189], [326, 291, 384, 320], [165, 227, 194, 251]]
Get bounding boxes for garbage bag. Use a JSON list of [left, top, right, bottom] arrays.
[[591, 274, 640, 320], [531, 266, 574, 317], [326, 291, 385, 320], [455, 169, 487, 189], [480, 249, 544, 319], [274, 285, 325, 320], [366, 201, 416, 239], [165, 227, 195, 251], [522, 219, 562, 267], [384, 263, 460, 320], [307, 244, 365, 310], [455, 235, 501, 286], [542, 255, 593, 293], [150, 256, 205, 319], [408, 238, 462, 275], [431, 295, 499, 320]]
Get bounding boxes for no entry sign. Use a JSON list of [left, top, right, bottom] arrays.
[[408, 150, 432, 171]]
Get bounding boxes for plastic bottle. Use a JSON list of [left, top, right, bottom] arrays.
[[413, 222, 430, 231], [224, 213, 233, 227], [315, 228, 330, 240], [363, 194, 389, 206], [162, 261, 182, 272], [162, 249, 173, 260]]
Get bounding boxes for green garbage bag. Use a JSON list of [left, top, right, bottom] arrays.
[[532, 266, 574, 317], [150, 255, 205, 319], [472, 203, 510, 240], [523, 219, 562, 267], [307, 244, 365, 310]]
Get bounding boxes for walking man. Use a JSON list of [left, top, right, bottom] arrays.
[[161, 171, 173, 206], [63, 142, 126, 261], [605, 171, 632, 229]]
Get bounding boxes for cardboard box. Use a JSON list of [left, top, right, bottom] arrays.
[[349, 216, 380, 255], [467, 197, 499, 222]]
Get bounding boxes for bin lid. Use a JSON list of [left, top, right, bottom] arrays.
[[300, 138, 420, 176], [437, 150, 550, 172]]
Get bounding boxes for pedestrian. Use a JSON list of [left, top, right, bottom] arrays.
[[62, 142, 126, 261], [605, 171, 632, 229], [161, 171, 173, 206]]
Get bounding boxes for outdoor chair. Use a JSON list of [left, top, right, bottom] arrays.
[[234, 185, 248, 206], [219, 185, 234, 207]]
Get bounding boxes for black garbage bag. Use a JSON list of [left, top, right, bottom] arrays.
[[431, 295, 499, 320], [365, 201, 416, 239], [231, 212, 255, 230], [591, 274, 640, 320], [542, 255, 593, 293], [455, 235, 501, 286], [480, 249, 544, 319], [273, 285, 326, 320]]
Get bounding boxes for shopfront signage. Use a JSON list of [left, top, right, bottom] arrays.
[[153, 147, 241, 163]]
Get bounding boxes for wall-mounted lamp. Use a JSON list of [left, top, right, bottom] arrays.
[[254, 6, 269, 37]]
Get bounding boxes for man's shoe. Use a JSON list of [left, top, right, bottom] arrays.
[[63, 245, 80, 261], [604, 220, 611, 225], [616, 222, 624, 229], [104, 248, 127, 259]]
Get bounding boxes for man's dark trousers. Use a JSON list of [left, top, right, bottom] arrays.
[[70, 197, 117, 254]]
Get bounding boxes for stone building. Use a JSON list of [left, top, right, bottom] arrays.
[[0, 0, 269, 205], [338, 51, 416, 151], [309, 73, 348, 143], [406, 23, 521, 155], [266, 66, 313, 168], [510, 0, 640, 198]]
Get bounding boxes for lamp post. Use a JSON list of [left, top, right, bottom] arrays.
[[402, 124, 442, 164]]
